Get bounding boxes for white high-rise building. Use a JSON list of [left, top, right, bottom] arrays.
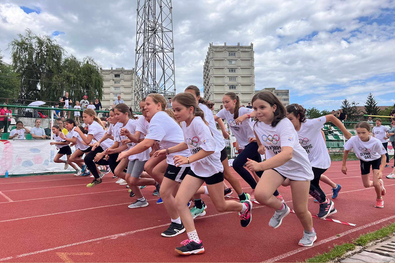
[[203, 43, 255, 111], [258, 87, 290, 106]]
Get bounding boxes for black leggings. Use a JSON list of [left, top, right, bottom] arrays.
[[309, 167, 327, 203], [84, 146, 108, 179], [383, 142, 389, 164], [233, 141, 279, 196]]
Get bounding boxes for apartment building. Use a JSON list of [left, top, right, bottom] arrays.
[[259, 87, 290, 106]]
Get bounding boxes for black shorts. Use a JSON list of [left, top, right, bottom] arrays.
[[58, 146, 72, 155], [360, 158, 381, 175], [220, 148, 228, 162], [188, 170, 224, 185], [272, 168, 287, 180], [164, 165, 190, 183], [81, 147, 92, 153]]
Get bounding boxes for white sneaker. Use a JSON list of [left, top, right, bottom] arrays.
[[74, 170, 82, 176], [386, 173, 395, 179], [119, 179, 127, 185], [116, 178, 123, 184], [64, 163, 69, 169]]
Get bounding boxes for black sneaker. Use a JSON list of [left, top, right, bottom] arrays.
[[130, 191, 135, 197], [175, 239, 205, 255], [224, 188, 233, 197], [161, 222, 185, 237], [239, 200, 252, 227], [317, 199, 334, 219]]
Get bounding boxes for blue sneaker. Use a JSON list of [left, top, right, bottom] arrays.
[[187, 200, 192, 208], [332, 184, 341, 199], [81, 171, 90, 177], [156, 197, 163, 204], [81, 165, 86, 173], [139, 185, 146, 189]]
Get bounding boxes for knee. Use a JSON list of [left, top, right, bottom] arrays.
[[129, 177, 138, 185], [144, 163, 152, 174], [363, 182, 371, 188], [174, 196, 185, 211], [294, 208, 309, 219], [232, 158, 244, 170], [254, 191, 271, 205], [213, 202, 227, 213]]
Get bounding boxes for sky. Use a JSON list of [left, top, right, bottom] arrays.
[[0, 0, 394, 110]]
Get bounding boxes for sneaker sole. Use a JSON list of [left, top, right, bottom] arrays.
[[270, 207, 290, 229], [128, 203, 149, 209], [298, 235, 317, 247], [328, 208, 337, 216], [192, 210, 207, 219], [175, 248, 205, 255], [161, 228, 185, 237], [375, 205, 384, 209]]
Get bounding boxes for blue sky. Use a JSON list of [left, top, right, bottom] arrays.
[[0, 0, 394, 110]]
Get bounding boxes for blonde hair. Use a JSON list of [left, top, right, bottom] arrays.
[[147, 93, 166, 111], [83, 109, 105, 129]]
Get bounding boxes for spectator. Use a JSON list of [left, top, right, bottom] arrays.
[[246, 102, 252, 109], [387, 119, 395, 171], [56, 119, 68, 135], [9, 121, 30, 140], [367, 116, 374, 126], [167, 98, 173, 109], [113, 95, 124, 108], [73, 101, 81, 123], [53, 104, 61, 119], [30, 119, 48, 139], [80, 95, 89, 109], [0, 104, 12, 132], [220, 105, 224, 110], [94, 98, 102, 111], [331, 110, 336, 116], [87, 101, 96, 110], [103, 108, 110, 118], [60, 92, 72, 118], [337, 109, 347, 122]]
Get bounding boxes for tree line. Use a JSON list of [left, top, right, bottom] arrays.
[[0, 29, 103, 104]]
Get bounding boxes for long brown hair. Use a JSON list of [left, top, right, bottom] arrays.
[[356, 121, 371, 132], [115, 103, 137, 119], [83, 108, 105, 129], [185, 85, 210, 107], [224, 92, 240, 119], [173, 92, 208, 125], [286, 103, 306, 123], [252, 91, 286, 127]]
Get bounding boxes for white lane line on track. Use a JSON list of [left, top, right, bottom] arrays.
[[0, 191, 13, 202], [264, 214, 395, 262], [0, 181, 118, 192], [0, 176, 86, 185]]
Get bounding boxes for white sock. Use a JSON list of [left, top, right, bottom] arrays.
[[171, 217, 182, 225], [137, 197, 146, 202], [204, 186, 209, 195], [187, 230, 200, 243], [240, 203, 248, 213]]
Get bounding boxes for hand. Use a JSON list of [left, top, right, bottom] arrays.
[[154, 149, 167, 157], [42, 135, 47, 139], [104, 154, 109, 161], [94, 152, 104, 163], [235, 114, 247, 125], [248, 137, 256, 143], [258, 145, 266, 155], [116, 152, 128, 162], [50, 142, 55, 145], [106, 148, 116, 155], [121, 139, 131, 145], [120, 128, 130, 136], [92, 142, 100, 151], [222, 131, 229, 139], [74, 126, 81, 133], [341, 165, 347, 175], [173, 155, 188, 167], [245, 158, 263, 172], [344, 131, 352, 140]]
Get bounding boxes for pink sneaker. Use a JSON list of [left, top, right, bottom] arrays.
[[175, 239, 205, 256], [239, 200, 252, 227], [375, 199, 384, 208], [379, 179, 386, 196]]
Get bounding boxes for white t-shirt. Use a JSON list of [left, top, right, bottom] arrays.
[[30, 127, 45, 137], [53, 133, 67, 150], [70, 127, 90, 151], [145, 111, 190, 166], [199, 103, 225, 152], [74, 105, 81, 116], [297, 116, 331, 169], [116, 119, 150, 161], [87, 105, 95, 110], [216, 107, 254, 149], [372, 125, 389, 143], [254, 118, 314, 181], [344, 136, 387, 162], [10, 129, 26, 140], [136, 115, 150, 136], [181, 117, 223, 177], [88, 121, 113, 150]]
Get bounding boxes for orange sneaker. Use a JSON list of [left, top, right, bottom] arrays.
[[375, 198, 384, 208]]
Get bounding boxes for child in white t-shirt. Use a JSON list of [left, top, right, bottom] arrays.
[[74, 101, 81, 123], [342, 121, 387, 208], [154, 93, 252, 256], [9, 121, 30, 140], [372, 118, 390, 167]]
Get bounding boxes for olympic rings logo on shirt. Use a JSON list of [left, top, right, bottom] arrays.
[[261, 134, 280, 145], [299, 137, 310, 146], [358, 146, 371, 153], [187, 136, 200, 147], [228, 119, 237, 126]]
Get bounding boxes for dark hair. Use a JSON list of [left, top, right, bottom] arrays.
[[78, 125, 88, 134], [355, 121, 371, 132], [185, 85, 211, 107], [252, 91, 286, 127], [375, 118, 382, 122], [224, 92, 240, 119], [16, 121, 23, 125], [65, 119, 76, 126], [114, 103, 137, 119], [173, 92, 208, 125], [52, 125, 60, 130], [286, 104, 306, 123]]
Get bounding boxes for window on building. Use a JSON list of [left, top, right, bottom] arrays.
[[114, 74, 121, 78], [229, 85, 236, 90], [229, 68, 236, 73], [229, 60, 236, 65], [114, 87, 120, 91], [228, 52, 236, 56], [114, 80, 121, 84], [229, 76, 237, 81]]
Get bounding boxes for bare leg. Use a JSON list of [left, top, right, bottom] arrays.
[[320, 174, 337, 189], [160, 177, 181, 220], [290, 180, 313, 232]]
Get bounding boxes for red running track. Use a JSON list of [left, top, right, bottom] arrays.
[[0, 160, 394, 262]]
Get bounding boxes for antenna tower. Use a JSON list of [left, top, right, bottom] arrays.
[[133, 0, 176, 110]]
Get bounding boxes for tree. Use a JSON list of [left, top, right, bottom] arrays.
[[321, 110, 331, 116], [341, 99, 360, 121], [306, 107, 322, 118], [364, 93, 381, 116], [0, 51, 20, 99]]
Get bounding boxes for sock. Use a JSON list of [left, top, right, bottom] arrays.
[[305, 228, 315, 234], [194, 199, 203, 209], [204, 186, 209, 195], [187, 230, 200, 243], [278, 203, 285, 211], [240, 203, 248, 213], [171, 217, 182, 225], [239, 192, 247, 201], [155, 182, 160, 192], [137, 197, 146, 202]]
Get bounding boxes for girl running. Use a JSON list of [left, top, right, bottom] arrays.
[[74, 109, 113, 187], [245, 91, 316, 247], [372, 119, 390, 167], [155, 93, 252, 255], [117, 94, 191, 237], [342, 121, 387, 208], [215, 92, 281, 198], [286, 104, 351, 218], [50, 125, 79, 171]]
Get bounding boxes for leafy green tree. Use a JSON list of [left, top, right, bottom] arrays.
[[341, 99, 360, 121], [321, 110, 331, 116], [306, 107, 322, 118], [364, 93, 381, 115], [0, 51, 20, 99], [80, 57, 103, 101]]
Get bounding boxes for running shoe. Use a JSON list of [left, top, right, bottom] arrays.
[[224, 188, 233, 197], [156, 197, 163, 204], [116, 178, 123, 184], [139, 185, 146, 189], [119, 179, 128, 185], [64, 163, 69, 169], [187, 200, 192, 208], [86, 178, 102, 187], [112, 175, 117, 179], [152, 189, 159, 196], [81, 165, 86, 173], [175, 239, 205, 255], [74, 170, 82, 176], [190, 203, 207, 219], [161, 222, 185, 237], [332, 184, 342, 199], [317, 199, 334, 219], [106, 166, 111, 174], [386, 173, 395, 179], [99, 172, 106, 179], [328, 207, 337, 216], [130, 191, 135, 197], [379, 179, 386, 196], [375, 198, 384, 208], [269, 203, 290, 228], [81, 171, 90, 176], [239, 200, 252, 227], [128, 199, 149, 209], [298, 230, 317, 247]]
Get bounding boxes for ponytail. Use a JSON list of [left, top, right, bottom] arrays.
[[185, 85, 210, 108], [84, 108, 105, 129], [225, 92, 240, 119]]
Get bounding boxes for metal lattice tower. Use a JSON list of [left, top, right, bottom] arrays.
[[133, 0, 176, 110]]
